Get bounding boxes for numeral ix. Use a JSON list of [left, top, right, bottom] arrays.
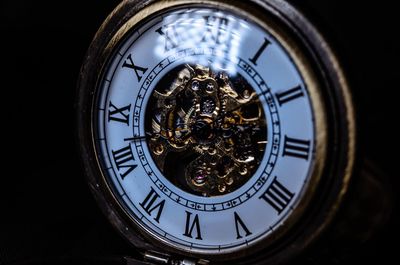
[[108, 102, 131, 125]]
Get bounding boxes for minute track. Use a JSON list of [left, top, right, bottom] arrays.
[[126, 49, 281, 211]]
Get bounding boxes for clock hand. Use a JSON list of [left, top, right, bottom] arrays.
[[218, 89, 271, 120], [124, 128, 193, 142], [124, 132, 153, 142]]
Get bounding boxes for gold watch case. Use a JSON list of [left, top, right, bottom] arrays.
[[76, 0, 355, 264]]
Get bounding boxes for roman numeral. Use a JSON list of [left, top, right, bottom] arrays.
[[156, 26, 179, 52], [112, 145, 137, 179], [249, 38, 271, 66], [140, 187, 165, 223], [275, 85, 304, 106], [122, 54, 148, 82], [282, 135, 311, 160], [234, 212, 252, 239], [108, 102, 131, 125], [259, 177, 294, 214], [201, 16, 229, 45], [183, 211, 202, 240]]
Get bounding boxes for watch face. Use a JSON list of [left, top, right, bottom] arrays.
[[78, 0, 355, 263]]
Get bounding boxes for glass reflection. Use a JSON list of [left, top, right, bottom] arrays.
[[154, 9, 248, 75]]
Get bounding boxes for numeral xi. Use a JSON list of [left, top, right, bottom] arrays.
[[156, 26, 179, 52]]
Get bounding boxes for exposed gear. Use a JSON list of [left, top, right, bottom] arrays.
[[146, 64, 267, 196]]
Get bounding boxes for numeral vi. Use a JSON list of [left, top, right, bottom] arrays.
[[183, 211, 202, 240]]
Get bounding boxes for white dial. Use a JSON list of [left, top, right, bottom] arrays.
[[93, 6, 321, 254]]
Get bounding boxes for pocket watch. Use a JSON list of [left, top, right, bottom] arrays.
[[76, 0, 357, 264]]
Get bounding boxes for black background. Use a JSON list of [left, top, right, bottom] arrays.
[[0, 0, 398, 264]]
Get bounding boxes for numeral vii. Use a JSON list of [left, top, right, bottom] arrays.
[[283, 136, 311, 160], [259, 177, 294, 214], [140, 187, 165, 223], [111, 145, 137, 179]]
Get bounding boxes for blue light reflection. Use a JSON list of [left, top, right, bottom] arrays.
[[154, 9, 249, 76]]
